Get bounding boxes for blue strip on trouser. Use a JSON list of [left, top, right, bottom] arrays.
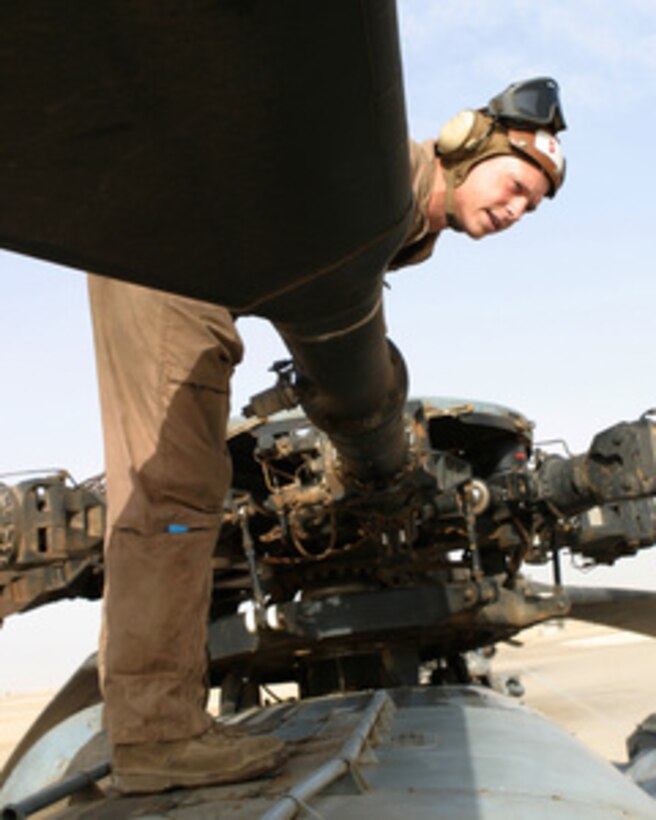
[[168, 524, 189, 534]]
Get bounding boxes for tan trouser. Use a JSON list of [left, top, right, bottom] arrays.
[[88, 276, 243, 745]]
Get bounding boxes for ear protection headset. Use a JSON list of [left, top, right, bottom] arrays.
[[435, 110, 499, 230], [436, 109, 494, 158]]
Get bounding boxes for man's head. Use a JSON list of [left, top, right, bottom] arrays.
[[433, 77, 566, 239]]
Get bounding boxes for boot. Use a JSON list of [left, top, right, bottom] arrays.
[[112, 723, 286, 793]]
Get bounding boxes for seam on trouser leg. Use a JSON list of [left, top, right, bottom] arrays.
[[101, 527, 218, 744]]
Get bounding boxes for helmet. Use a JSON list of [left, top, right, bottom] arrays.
[[436, 111, 565, 197], [434, 78, 567, 228], [505, 127, 565, 196]]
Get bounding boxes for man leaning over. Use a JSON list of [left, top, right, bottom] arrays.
[[89, 78, 567, 793]]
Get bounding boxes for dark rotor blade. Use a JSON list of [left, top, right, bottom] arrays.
[[0, 2, 411, 316], [565, 585, 656, 638]]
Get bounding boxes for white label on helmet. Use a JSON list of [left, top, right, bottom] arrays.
[[586, 506, 604, 527], [534, 129, 564, 173]]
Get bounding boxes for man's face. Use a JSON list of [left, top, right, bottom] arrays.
[[453, 155, 550, 239]]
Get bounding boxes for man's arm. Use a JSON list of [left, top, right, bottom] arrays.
[[388, 139, 440, 270]]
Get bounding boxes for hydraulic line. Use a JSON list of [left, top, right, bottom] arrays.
[[261, 690, 393, 820]]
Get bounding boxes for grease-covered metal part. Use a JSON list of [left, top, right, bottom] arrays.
[[0, 475, 104, 620], [537, 418, 656, 515], [0, 483, 18, 564], [278, 312, 410, 485], [206, 577, 568, 694]]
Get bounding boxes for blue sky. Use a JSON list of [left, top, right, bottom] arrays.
[[1, 1, 656, 691]]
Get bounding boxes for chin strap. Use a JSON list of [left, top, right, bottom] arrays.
[[442, 167, 463, 232]]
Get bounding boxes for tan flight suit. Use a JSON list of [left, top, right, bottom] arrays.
[[90, 138, 437, 746]]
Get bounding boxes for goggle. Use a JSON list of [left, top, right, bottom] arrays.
[[486, 77, 566, 133]]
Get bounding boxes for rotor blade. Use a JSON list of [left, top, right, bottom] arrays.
[[564, 585, 656, 638], [0, 2, 411, 316]]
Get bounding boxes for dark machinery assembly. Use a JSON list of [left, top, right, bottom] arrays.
[[2, 392, 656, 706], [4, 392, 656, 818], [209, 393, 656, 704]]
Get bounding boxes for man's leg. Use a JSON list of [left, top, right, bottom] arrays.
[[88, 276, 284, 792]]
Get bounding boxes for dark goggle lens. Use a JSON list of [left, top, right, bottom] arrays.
[[488, 77, 566, 132], [512, 80, 561, 123]]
